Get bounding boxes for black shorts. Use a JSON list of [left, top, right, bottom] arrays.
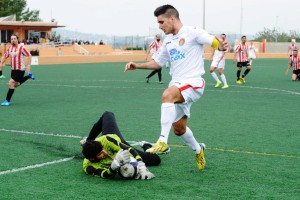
[[11, 70, 25, 82], [237, 61, 250, 67], [293, 69, 300, 75]]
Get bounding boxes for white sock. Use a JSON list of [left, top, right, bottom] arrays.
[[180, 127, 201, 154], [158, 103, 176, 143], [220, 74, 228, 86], [211, 72, 220, 83]]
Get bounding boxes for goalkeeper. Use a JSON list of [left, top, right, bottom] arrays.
[[81, 111, 160, 180]]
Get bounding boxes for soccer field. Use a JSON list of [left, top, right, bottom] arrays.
[[0, 59, 299, 199]]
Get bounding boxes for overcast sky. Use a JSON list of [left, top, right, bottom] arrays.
[[26, 0, 300, 36]]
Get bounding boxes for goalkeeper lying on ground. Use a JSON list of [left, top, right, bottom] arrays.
[[81, 111, 160, 180]]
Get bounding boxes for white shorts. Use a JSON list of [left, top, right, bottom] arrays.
[[211, 58, 225, 69], [170, 79, 205, 122]]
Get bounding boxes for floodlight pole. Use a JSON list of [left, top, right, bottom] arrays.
[[240, 0, 243, 37], [275, 16, 278, 43], [203, 0, 205, 29]]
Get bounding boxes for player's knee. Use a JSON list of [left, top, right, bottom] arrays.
[[173, 125, 186, 136], [103, 111, 114, 116], [209, 68, 214, 73], [161, 91, 173, 102], [8, 81, 15, 88]]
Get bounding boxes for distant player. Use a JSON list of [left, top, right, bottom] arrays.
[[81, 111, 159, 179], [233, 35, 251, 84], [209, 33, 229, 89], [145, 34, 164, 84], [285, 49, 300, 81], [0, 34, 35, 106], [248, 41, 257, 65], [288, 39, 299, 58]]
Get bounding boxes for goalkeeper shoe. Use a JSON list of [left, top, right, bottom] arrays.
[[240, 76, 246, 83], [139, 141, 153, 152], [196, 143, 206, 170], [79, 137, 87, 146], [214, 81, 222, 88], [145, 140, 170, 154], [0, 75, 5, 79]]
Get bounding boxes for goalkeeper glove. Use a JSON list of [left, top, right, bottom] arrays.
[[135, 161, 155, 180], [114, 149, 131, 166], [111, 159, 120, 171]]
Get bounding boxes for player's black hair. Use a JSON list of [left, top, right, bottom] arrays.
[[82, 140, 103, 160], [241, 35, 246, 39], [221, 33, 226, 37], [154, 5, 180, 19], [293, 49, 298, 52]]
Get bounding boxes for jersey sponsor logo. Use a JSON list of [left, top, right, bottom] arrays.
[[179, 38, 185, 46], [169, 48, 185, 62]]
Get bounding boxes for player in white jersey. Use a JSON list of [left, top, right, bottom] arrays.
[[145, 34, 164, 84], [0, 34, 35, 106], [248, 41, 257, 65], [124, 5, 228, 171], [209, 33, 229, 89]]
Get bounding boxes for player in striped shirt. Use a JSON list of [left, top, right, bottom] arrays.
[[145, 34, 164, 84], [233, 35, 251, 84], [0, 34, 35, 106], [81, 111, 159, 179], [285, 49, 300, 81]]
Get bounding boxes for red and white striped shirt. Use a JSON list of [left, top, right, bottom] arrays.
[[288, 44, 299, 55], [235, 43, 248, 62], [4, 44, 31, 71], [149, 40, 162, 55], [289, 55, 300, 70]]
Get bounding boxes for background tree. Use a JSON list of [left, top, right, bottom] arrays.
[[0, 0, 41, 21], [254, 27, 300, 42]]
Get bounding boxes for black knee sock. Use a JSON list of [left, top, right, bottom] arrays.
[[242, 69, 251, 78], [237, 71, 241, 80], [20, 76, 30, 85], [6, 89, 15, 102], [147, 70, 158, 79], [158, 69, 162, 82], [0, 71, 2, 76]]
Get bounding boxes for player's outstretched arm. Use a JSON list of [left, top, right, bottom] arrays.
[[124, 60, 160, 73]]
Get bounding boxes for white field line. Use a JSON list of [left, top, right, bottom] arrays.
[[0, 128, 81, 139], [6, 81, 297, 95], [0, 157, 74, 176], [0, 79, 299, 95], [0, 129, 79, 175]]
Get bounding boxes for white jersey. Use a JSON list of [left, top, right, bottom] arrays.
[[248, 45, 256, 59], [153, 26, 214, 86]]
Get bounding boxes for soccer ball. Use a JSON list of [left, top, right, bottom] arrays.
[[119, 162, 138, 179]]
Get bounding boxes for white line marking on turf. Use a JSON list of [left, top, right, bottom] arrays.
[[0, 157, 74, 176], [0, 128, 82, 139], [17, 82, 299, 95]]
